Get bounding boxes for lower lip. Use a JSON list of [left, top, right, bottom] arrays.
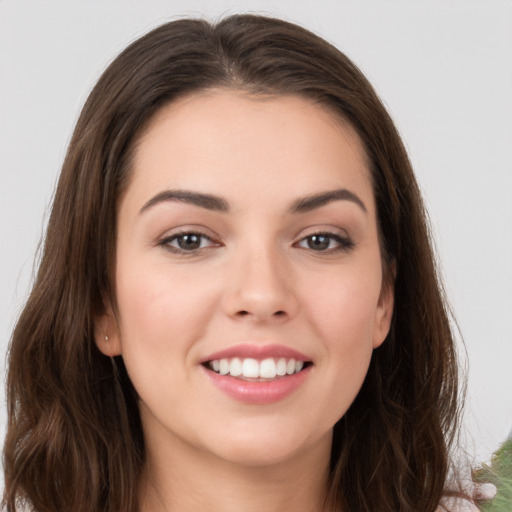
[[202, 365, 311, 405]]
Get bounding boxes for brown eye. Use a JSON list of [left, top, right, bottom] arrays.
[[297, 233, 354, 252], [175, 234, 202, 250], [161, 232, 217, 253], [307, 234, 331, 251]]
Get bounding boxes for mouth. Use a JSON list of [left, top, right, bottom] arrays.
[[200, 344, 313, 404], [202, 357, 313, 381]]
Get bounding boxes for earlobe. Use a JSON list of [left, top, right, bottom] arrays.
[[94, 306, 122, 356]]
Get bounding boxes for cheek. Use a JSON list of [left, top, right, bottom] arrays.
[[302, 262, 382, 406], [306, 265, 382, 344], [113, 258, 223, 417], [114, 257, 218, 361], [293, 266, 382, 429]]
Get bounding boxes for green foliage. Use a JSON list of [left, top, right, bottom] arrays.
[[475, 438, 512, 512]]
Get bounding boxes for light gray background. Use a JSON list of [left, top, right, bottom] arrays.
[[1, 0, 511, 470]]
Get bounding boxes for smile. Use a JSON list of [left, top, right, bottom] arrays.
[[206, 357, 307, 380], [200, 344, 313, 404]]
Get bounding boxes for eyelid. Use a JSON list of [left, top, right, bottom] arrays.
[[158, 226, 222, 254], [293, 225, 350, 242], [293, 227, 355, 253], [156, 225, 354, 255]]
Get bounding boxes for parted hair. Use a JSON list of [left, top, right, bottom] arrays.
[[3, 14, 462, 512]]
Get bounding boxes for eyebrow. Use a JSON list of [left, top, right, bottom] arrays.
[[289, 189, 367, 214], [139, 187, 367, 215], [140, 189, 229, 214]]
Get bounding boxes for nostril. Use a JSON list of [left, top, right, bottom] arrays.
[[233, 309, 288, 319]]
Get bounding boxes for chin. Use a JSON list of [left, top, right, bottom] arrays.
[[217, 444, 305, 469], [204, 422, 332, 469]]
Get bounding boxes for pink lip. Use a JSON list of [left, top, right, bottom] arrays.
[[201, 364, 312, 405], [201, 343, 310, 363]]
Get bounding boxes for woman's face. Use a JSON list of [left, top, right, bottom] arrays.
[[97, 90, 393, 467]]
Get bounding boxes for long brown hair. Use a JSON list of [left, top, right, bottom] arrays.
[[3, 14, 462, 512]]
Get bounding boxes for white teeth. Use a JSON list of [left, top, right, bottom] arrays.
[[276, 358, 287, 376], [259, 358, 276, 379], [229, 357, 242, 377], [242, 358, 259, 378], [286, 358, 296, 375], [219, 359, 229, 375], [208, 357, 307, 379]]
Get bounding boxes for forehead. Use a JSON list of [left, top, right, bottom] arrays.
[[126, 90, 374, 215]]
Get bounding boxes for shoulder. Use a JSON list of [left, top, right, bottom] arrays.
[[436, 497, 480, 511], [437, 481, 497, 512]]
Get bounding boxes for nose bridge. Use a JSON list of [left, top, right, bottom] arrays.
[[223, 234, 297, 322]]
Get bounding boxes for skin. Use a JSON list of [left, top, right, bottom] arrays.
[[95, 90, 394, 512]]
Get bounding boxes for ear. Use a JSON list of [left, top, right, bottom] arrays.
[[94, 302, 122, 356], [372, 265, 395, 349]]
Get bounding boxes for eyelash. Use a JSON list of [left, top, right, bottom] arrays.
[[295, 232, 354, 252], [159, 230, 354, 255], [160, 231, 218, 254]]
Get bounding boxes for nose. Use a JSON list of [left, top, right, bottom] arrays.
[[221, 243, 299, 324]]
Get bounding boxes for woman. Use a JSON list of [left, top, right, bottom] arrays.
[[2, 14, 476, 512]]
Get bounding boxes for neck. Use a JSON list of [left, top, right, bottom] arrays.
[[139, 425, 332, 512]]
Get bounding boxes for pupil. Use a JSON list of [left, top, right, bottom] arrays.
[[178, 234, 201, 250], [308, 235, 329, 250]]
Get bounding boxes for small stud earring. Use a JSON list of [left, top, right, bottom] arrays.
[[105, 335, 109, 341]]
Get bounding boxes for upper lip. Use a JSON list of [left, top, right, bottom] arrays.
[[200, 343, 311, 363]]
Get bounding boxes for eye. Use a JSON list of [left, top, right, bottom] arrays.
[[160, 231, 218, 253], [297, 232, 354, 252]]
